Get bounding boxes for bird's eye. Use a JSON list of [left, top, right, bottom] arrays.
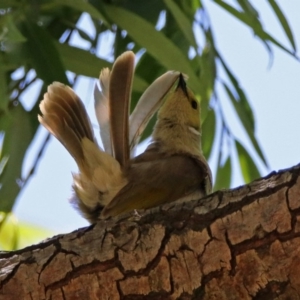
[[191, 100, 198, 109]]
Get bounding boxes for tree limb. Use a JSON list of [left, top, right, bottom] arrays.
[[1, 164, 300, 299]]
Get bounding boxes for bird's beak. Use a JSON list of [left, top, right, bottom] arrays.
[[176, 73, 188, 96]]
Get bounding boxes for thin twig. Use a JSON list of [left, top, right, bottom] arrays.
[[21, 132, 51, 189]]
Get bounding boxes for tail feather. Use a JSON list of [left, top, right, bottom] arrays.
[[109, 51, 135, 167], [38, 82, 127, 222], [94, 68, 112, 154], [38, 82, 95, 167], [46, 82, 94, 141]]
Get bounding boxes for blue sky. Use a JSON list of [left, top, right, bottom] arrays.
[[13, 1, 300, 238]]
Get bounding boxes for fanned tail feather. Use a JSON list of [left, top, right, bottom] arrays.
[[109, 51, 135, 167], [38, 82, 94, 171], [94, 68, 112, 155]]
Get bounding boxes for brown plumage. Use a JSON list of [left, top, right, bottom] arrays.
[[38, 52, 212, 223], [109, 51, 134, 167]]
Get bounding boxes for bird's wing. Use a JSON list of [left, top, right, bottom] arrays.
[[100, 154, 208, 218]]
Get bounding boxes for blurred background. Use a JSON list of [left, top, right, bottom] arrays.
[[1, 0, 299, 249]]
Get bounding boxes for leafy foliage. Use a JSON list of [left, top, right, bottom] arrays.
[[0, 0, 298, 248]]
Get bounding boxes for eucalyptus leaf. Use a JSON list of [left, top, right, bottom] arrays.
[[0, 56, 9, 111], [0, 104, 33, 212], [222, 81, 267, 169], [198, 43, 216, 118], [21, 22, 68, 85], [55, 42, 148, 92], [201, 108, 216, 159], [0, 212, 54, 250], [55, 42, 111, 78], [1, 15, 26, 43], [213, 0, 295, 57], [0, 0, 18, 8], [103, 5, 200, 93], [214, 156, 231, 191], [268, 0, 296, 52], [51, 0, 109, 26], [163, 0, 198, 48], [236, 140, 260, 183]]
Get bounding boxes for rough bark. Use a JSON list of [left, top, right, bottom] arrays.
[[1, 164, 300, 300]]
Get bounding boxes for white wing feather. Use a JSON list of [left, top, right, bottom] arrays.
[[129, 71, 180, 154], [94, 68, 112, 155]]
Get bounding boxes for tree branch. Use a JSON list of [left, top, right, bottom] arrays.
[[1, 164, 300, 299]]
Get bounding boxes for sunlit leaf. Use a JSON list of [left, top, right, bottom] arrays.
[[0, 212, 54, 250], [236, 140, 260, 183], [0, 212, 18, 250]]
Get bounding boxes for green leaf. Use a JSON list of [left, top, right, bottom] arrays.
[[55, 42, 111, 77], [74, 26, 94, 44], [222, 81, 268, 168], [223, 82, 254, 133], [139, 111, 157, 143], [103, 5, 200, 93], [0, 212, 54, 250], [201, 108, 216, 159], [0, 212, 18, 250], [220, 57, 255, 131], [132, 75, 149, 93], [236, 140, 260, 183], [100, 0, 164, 25], [0, 104, 33, 212], [268, 0, 296, 52], [214, 156, 231, 191], [55, 42, 147, 92], [163, 0, 197, 48], [0, 15, 26, 43], [199, 43, 216, 118], [0, 1, 18, 8], [0, 55, 9, 111], [237, 0, 259, 19], [50, 0, 109, 26], [21, 22, 68, 85], [219, 54, 268, 167], [213, 0, 296, 57]]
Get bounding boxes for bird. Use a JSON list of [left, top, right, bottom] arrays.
[[38, 51, 212, 223]]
